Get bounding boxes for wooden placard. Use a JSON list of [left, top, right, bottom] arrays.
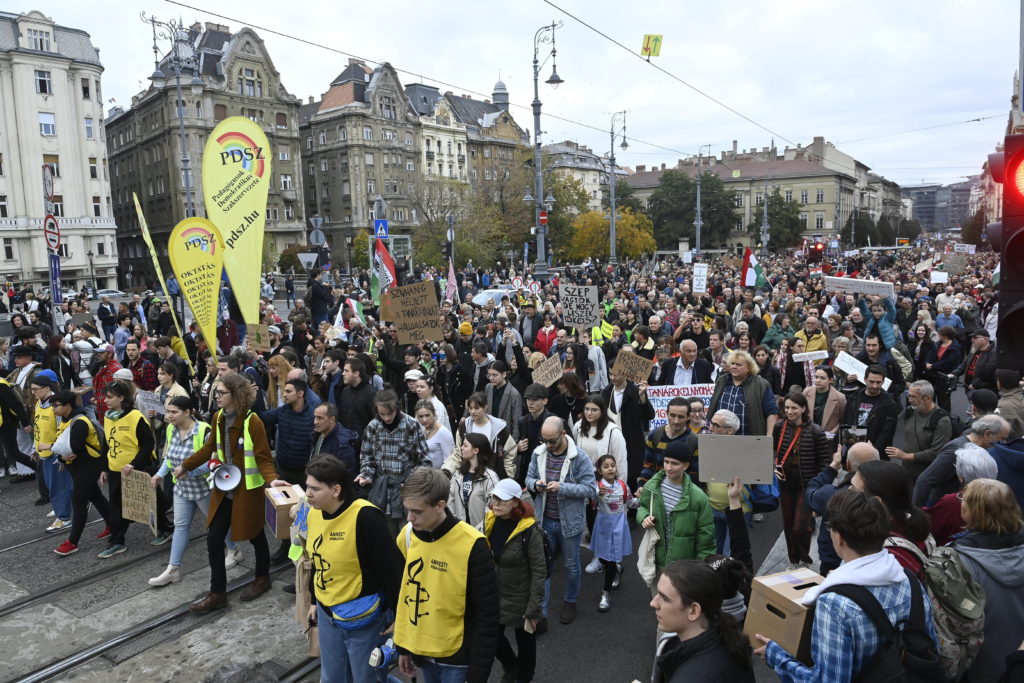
[[531, 354, 564, 387], [250, 324, 272, 353], [390, 281, 443, 345], [121, 468, 157, 535], [611, 350, 654, 384], [558, 284, 600, 329]]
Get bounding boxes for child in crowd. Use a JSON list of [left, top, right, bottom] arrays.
[[590, 454, 633, 612]]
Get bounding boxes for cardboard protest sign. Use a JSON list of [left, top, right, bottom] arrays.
[[135, 390, 165, 417], [692, 263, 709, 294], [168, 217, 224, 364], [558, 284, 601, 329], [914, 258, 933, 274], [202, 117, 271, 325], [943, 253, 966, 276], [647, 384, 714, 429], [833, 351, 892, 391], [930, 271, 949, 284], [531, 354, 564, 387], [611, 351, 654, 384], [121, 468, 157, 535], [250, 324, 272, 353], [822, 275, 894, 299], [389, 281, 443, 345], [697, 434, 775, 485]]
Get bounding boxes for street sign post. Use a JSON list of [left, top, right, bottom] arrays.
[[374, 219, 389, 239], [43, 215, 61, 251], [49, 253, 62, 305], [309, 229, 326, 246], [539, 210, 548, 226]]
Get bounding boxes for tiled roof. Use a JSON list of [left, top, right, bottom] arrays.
[[405, 83, 441, 116], [319, 82, 362, 113], [331, 61, 372, 86], [446, 93, 501, 126], [0, 11, 102, 66], [626, 158, 851, 189], [298, 100, 321, 125]]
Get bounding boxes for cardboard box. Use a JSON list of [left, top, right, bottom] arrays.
[[742, 568, 824, 665], [265, 486, 303, 539]]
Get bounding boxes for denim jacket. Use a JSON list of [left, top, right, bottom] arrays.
[[525, 438, 596, 538]]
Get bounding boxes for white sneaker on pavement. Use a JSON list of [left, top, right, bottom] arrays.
[[584, 556, 603, 574], [148, 565, 181, 587], [46, 510, 56, 519], [224, 547, 244, 569]]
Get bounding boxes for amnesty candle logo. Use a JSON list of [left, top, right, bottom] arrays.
[[168, 217, 225, 364], [403, 558, 431, 625]]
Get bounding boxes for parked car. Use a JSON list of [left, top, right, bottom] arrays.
[[471, 286, 516, 307], [95, 288, 127, 298]]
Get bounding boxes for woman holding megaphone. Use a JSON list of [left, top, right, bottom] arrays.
[[149, 396, 242, 587], [176, 373, 289, 613]]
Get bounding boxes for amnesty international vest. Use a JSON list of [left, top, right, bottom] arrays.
[[105, 410, 151, 471], [306, 498, 376, 607], [55, 414, 103, 458], [33, 399, 56, 459], [394, 520, 482, 658]]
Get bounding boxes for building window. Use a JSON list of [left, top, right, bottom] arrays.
[[405, 133, 413, 146], [406, 159, 414, 172], [309, 188, 317, 201], [0, 196, 7, 219], [28, 29, 51, 51], [755, 193, 763, 207], [784, 190, 792, 202], [92, 196, 101, 217], [267, 205, 279, 220], [800, 190, 808, 204], [381, 96, 396, 120], [318, 131, 327, 145], [195, 101, 203, 118], [800, 212, 808, 226], [367, 179, 376, 193], [363, 127, 373, 140], [276, 113, 287, 129], [0, 153, 4, 175], [342, 180, 350, 195], [51, 195, 64, 217], [43, 154, 60, 178], [483, 147, 491, 158], [34, 70, 52, 94], [97, 242, 105, 255], [279, 147, 290, 161], [364, 153, 375, 166], [2, 238, 11, 259], [734, 194, 743, 208], [308, 163, 315, 175], [284, 205, 294, 219], [214, 104, 227, 121], [320, 158, 328, 172], [322, 183, 330, 198], [306, 136, 313, 151], [84, 117, 94, 139], [816, 189, 825, 203], [338, 126, 347, 141], [38, 112, 56, 136], [815, 213, 824, 230], [280, 174, 293, 190], [89, 157, 97, 179], [81, 78, 91, 99], [241, 68, 262, 97]]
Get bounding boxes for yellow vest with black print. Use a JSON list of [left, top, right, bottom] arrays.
[[164, 421, 211, 483], [55, 414, 103, 458], [211, 410, 264, 489], [305, 498, 376, 607], [33, 399, 57, 458], [393, 520, 481, 658], [104, 410, 151, 471]]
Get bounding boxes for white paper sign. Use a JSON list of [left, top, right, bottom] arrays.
[[953, 243, 976, 254], [692, 263, 708, 294], [833, 351, 892, 391], [682, 251, 693, 264], [646, 384, 714, 429], [559, 284, 601, 329], [914, 258, 933, 274], [792, 350, 829, 363], [135, 389, 166, 416], [930, 271, 949, 284], [823, 275, 895, 299]]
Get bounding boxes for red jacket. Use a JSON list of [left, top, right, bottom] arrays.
[[534, 327, 557, 356], [924, 493, 965, 546], [92, 358, 122, 423]]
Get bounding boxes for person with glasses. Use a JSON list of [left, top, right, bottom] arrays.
[[687, 399, 708, 435], [923, 442, 999, 546], [526, 415, 596, 628]]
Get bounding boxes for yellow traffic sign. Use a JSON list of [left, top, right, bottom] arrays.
[[641, 34, 663, 57]]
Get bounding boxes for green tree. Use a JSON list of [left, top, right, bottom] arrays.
[[876, 214, 896, 246], [277, 244, 305, 273], [841, 213, 878, 247], [262, 238, 279, 272], [747, 190, 804, 249], [897, 218, 922, 242], [350, 230, 369, 270], [961, 209, 985, 246], [546, 172, 590, 260], [602, 179, 644, 215], [647, 171, 736, 249]]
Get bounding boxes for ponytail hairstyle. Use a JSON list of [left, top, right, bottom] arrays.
[[704, 554, 752, 603], [661, 560, 752, 670]]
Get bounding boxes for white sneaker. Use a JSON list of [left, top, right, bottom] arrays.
[[46, 510, 56, 519], [584, 556, 603, 574], [224, 547, 243, 569], [148, 565, 181, 587], [753, 513, 765, 522], [45, 518, 69, 532]]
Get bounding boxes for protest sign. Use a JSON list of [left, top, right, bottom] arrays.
[[250, 324, 272, 353], [121, 468, 157, 535], [833, 351, 892, 390], [647, 384, 714, 428], [943, 253, 966, 276], [70, 313, 94, 327], [611, 351, 654, 385], [823, 275, 895, 299], [135, 390, 165, 417], [202, 117, 271, 325], [953, 243, 976, 254], [697, 435, 775, 485], [914, 258, 933, 274], [389, 281, 443, 345], [682, 251, 693, 264], [930, 270, 949, 284], [692, 263, 709, 294], [168, 217, 224, 363], [792, 350, 829, 363], [559, 284, 601, 329], [531, 354, 564, 387]]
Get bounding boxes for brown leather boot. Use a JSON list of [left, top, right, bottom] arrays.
[[239, 576, 272, 602], [190, 592, 227, 613]]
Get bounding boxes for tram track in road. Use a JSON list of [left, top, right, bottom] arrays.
[[0, 518, 103, 555], [278, 656, 320, 682], [13, 559, 294, 683]]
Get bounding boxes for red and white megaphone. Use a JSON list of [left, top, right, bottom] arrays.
[[207, 459, 242, 491]]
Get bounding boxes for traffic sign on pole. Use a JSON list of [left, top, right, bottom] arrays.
[[49, 253, 62, 305], [539, 210, 548, 226], [43, 215, 61, 250], [374, 219, 389, 239]]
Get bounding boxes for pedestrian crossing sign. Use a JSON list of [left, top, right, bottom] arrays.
[[374, 219, 389, 239]]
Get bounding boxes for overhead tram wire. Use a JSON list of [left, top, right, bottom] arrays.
[[163, 0, 698, 160], [836, 114, 1003, 145]]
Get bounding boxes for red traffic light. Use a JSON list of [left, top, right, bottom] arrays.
[[815, 243, 824, 250]]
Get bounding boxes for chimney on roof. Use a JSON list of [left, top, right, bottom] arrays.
[[445, 91, 453, 96], [732, 140, 738, 156], [637, 165, 646, 173], [661, 163, 666, 170], [308, 96, 314, 104], [348, 58, 363, 66], [762, 147, 768, 153]]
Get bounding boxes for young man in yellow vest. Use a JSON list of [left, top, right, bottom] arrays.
[[394, 467, 499, 683], [31, 371, 72, 532]]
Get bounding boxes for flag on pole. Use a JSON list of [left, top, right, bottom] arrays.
[[741, 247, 767, 288], [993, 263, 1001, 288], [445, 258, 459, 304], [346, 297, 365, 325], [371, 240, 396, 305]]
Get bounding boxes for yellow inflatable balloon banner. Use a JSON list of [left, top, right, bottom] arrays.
[[202, 116, 271, 325], [167, 217, 225, 363]]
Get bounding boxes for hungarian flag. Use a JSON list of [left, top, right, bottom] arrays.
[[346, 297, 365, 325], [742, 247, 767, 288], [445, 257, 459, 304], [371, 240, 396, 305], [993, 263, 1001, 288]]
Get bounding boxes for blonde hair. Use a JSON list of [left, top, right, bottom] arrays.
[[962, 478, 1023, 535], [727, 350, 758, 376], [528, 352, 547, 370], [267, 355, 294, 407]]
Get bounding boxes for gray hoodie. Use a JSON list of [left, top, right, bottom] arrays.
[[954, 529, 1024, 683]]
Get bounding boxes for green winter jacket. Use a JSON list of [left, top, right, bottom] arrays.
[[761, 320, 792, 351], [483, 510, 546, 627], [637, 470, 715, 568]]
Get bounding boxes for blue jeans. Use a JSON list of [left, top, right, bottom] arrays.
[[318, 604, 390, 683], [417, 659, 468, 683], [540, 516, 582, 616], [42, 456, 72, 520], [170, 493, 236, 567], [712, 508, 752, 556]]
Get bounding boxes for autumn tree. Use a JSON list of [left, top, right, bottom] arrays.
[[566, 209, 656, 261], [545, 172, 590, 259]]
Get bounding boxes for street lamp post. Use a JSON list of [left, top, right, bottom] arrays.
[[607, 111, 628, 268], [530, 21, 564, 281], [86, 250, 96, 293], [142, 13, 203, 219]]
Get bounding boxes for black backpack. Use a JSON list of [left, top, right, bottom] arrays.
[[522, 524, 555, 578], [821, 570, 945, 683]]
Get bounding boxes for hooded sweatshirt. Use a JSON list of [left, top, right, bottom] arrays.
[[988, 438, 1024, 510]]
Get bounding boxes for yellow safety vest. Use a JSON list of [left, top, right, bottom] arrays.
[[393, 520, 482, 658], [104, 410, 152, 472], [305, 498, 376, 606], [33, 398, 57, 459], [164, 421, 211, 483], [212, 410, 265, 489], [55, 414, 103, 459]]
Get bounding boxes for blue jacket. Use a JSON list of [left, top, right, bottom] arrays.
[[260, 401, 315, 470], [806, 464, 847, 572], [525, 438, 596, 538], [858, 296, 899, 350], [989, 438, 1024, 510], [309, 422, 359, 474]]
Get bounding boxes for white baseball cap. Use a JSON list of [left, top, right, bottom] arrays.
[[491, 479, 523, 501]]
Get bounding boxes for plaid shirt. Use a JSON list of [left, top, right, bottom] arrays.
[[358, 412, 430, 481], [719, 382, 748, 434], [128, 357, 158, 391], [766, 578, 937, 683], [157, 421, 213, 501]]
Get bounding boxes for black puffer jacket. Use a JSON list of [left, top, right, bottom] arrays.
[[482, 512, 545, 627], [772, 417, 831, 487], [654, 627, 755, 683]]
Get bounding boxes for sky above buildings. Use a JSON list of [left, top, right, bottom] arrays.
[[23, 0, 1019, 186]]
